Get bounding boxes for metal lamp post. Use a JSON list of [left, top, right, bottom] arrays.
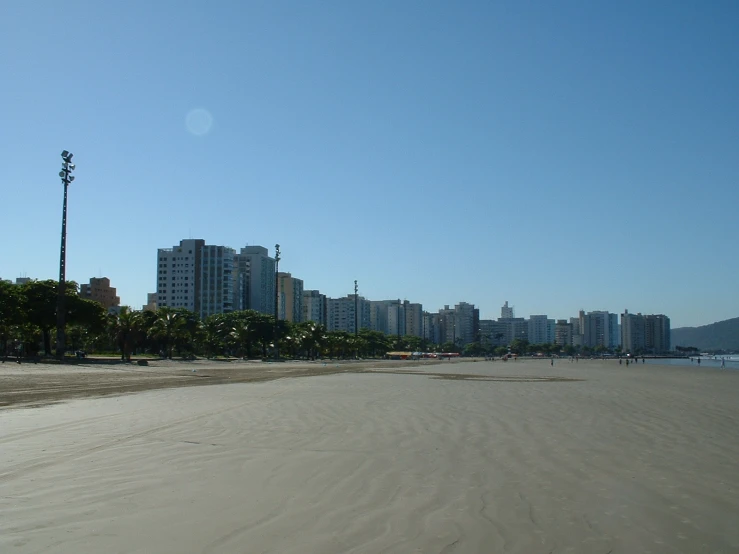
[[56, 150, 75, 361], [397, 299, 401, 345], [274, 244, 280, 360]]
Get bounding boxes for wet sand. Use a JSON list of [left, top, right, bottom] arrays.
[[1, 359, 737, 553]]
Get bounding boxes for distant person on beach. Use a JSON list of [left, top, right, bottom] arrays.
[[721, 358, 725, 369], [698, 358, 701, 365], [550, 358, 554, 366]]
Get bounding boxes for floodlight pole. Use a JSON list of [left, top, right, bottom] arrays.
[[354, 280, 358, 336], [56, 151, 75, 361], [274, 244, 280, 361]]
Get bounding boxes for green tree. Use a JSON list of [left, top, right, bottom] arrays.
[[494, 346, 508, 357], [509, 338, 529, 355], [463, 342, 485, 357], [149, 307, 188, 359], [109, 307, 143, 361], [358, 329, 390, 358], [440, 341, 460, 353], [201, 314, 228, 358], [20, 280, 61, 355], [0, 281, 25, 358], [229, 315, 256, 358]]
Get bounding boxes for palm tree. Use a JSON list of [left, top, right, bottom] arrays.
[[149, 307, 186, 359], [299, 322, 326, 360], [109, 307, 141, 362], [229, 318, 255, 359], [201, 314, 227, 358]]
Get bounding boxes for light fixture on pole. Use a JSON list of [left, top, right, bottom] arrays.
[[56, 151, 75, 361], [274, 244, 280, 360]]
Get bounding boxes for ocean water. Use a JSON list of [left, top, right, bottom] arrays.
[[643, 356, 739, 369]]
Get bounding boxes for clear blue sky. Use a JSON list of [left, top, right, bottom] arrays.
[[2, 0, 737, 328]]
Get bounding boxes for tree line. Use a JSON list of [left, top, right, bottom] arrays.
[[0, 280, 440, 361]]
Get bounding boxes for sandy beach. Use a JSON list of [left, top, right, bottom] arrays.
[[1, 359, 737, 553]]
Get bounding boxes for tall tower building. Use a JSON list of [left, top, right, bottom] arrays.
[[501, 301, 514, 319], [303, 290, 327, 326], [232, 246, 276, 316], [156, 239, 206, 312], [200, 245, 235, 319], [404, 302, 424, 338], [277, 272, 304, 323], [528, 315, 555, 344]]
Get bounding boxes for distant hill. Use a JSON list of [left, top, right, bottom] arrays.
[[672, 317, 739, 352]]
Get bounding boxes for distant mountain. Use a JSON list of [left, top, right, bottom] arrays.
[[672, 317, 739, 352]]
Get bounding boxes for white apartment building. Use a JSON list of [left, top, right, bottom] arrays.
[[157, 241, 278, 319], [156, 239, 205, 312], [327, 295, 371, 333]]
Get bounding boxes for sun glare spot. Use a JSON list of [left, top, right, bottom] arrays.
[[185, 108, 213, 136]]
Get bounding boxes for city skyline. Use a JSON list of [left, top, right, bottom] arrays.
[[0, 244, 716, 330], [3, 2, 738, 328]]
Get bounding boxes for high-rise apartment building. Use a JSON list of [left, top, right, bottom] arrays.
[[501, 301, 514, 319], [302, 290, 327, 326], [232, 246, 276, 316], [80, 277, 120, 310], [583, 311, 619, 348], [528, 315, 555, 344], [645, 314, 670, 354], [424, 312, 445, 344], [367, 300, 422, 337], [368, 300, 391, 334], [327, 295, 371, 333], [479, 319, 496, 346], [157, 240, 278, 319], [497, 317, 528, 344], [277, 272, 304, 323], [386, 300, 406, 337], [200, 245, 235, 319], [621, 310, 645, 353], [405, 302, 423, 338], [554, 320, 573, 346], [432, 302, 479, 346], [622, 310, 670, 354], [156, 239, 205, 312]]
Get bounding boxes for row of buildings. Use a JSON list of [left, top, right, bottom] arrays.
[[147, 239, 671, 354], [477, 305, 671, 354], [3, 239, 672, 354]]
